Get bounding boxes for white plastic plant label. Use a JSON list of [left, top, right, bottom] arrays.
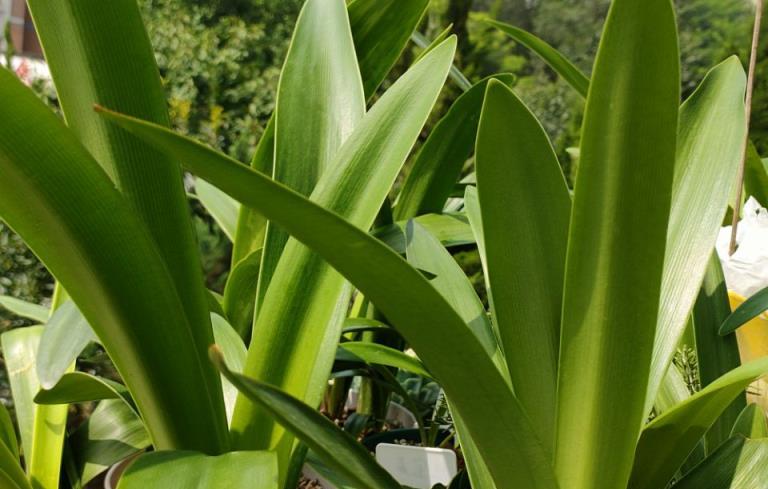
[[716, 197, 768, 297], [375, 443, 457, 489]]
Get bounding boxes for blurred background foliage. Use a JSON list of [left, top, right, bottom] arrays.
[[0, 0, 764, 322]]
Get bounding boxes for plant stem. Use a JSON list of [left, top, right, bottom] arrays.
[[729, 0, 763, 255]]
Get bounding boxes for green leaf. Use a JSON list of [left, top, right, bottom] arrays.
[[348, 0, 430, 98], [340, 342, 432, 380], [629, 357, 768, 489], [0, 440, 28, 489], [730, 404, 768, 438], [476, 81, 570, 450], [117, 450, 278, 489], [0, 404, 17, 462], [745, 141, 768, 208], [411, 29, 472, 91], [231, 38, 457, 458], [210, 313, 247, 425], [0, 68, 228, 452], [554, 0, 680, 487], [404, 221, 503, 373], [96, 106, 558, 489], [256, 0, 366, 309], [394, 74, 515, 219], [69, 400, 150, 486], [34, 372, 133, 411], [373, 213, 474, 254], [37, 301, 97, 390], [692, 255, 744, 451], [196, 179, 239, 241], [486, 19, 589, 97], [720, 286, 768, 335], [24, 1, 227, 450], [673, 436, 768, 489], [646, 57, 748, 414], [0, 297, 49, 323], [342, 318, 393, 335], [222, 250, 262, 339], [211, 348, 399, 489]]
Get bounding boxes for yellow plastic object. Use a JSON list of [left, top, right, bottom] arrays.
[[730, 291, 768, 410]]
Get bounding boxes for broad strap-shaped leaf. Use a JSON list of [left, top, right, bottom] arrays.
[[405, 221, 500, 364], [731, 404, 768, 438], [0, 440, 28, 489], [117, 450, 277, 489], [555, 0, 679, 487], [0, 69, 227, 452], [210, 313, 247, 425], [674, 436, 768, 489], [24, 3, 227, 449], [721, 285, 768, 335], [232, 38, 456, 456], [195, 179, 239, 241], [373, 213, 474, 254], [0, 404, 18, 462], [486, 19, 589, 97], [0, 297, 48, 323], [476, 81, 570, 451], [348, 0, 430, 98], [646, 57, 748, 414], [223, 250, 262, 339], [411, 29, 473, 91], [629, 357, 768, 489], [256, 0, 366, 309], [339, 342, 433, 380], [34, 373, 134, 413], [693, 254, 744, 450], [211, 348, 400, 489], [394, 75, 515, 219], [745, 141, 768, 208], [36, 301, 98, 390], [69, 400, 150, 486], [97, 107, 558, 489]]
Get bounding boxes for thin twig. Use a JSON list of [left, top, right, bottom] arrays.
[[730, 0, 764, 255]]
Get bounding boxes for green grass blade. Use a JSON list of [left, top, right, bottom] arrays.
[[0, 297, 48, 323], [117, 450, 277, 489], [673, 436, 768, 489], [0, 70, 227, 452], [348, 0, 430, 98], [0, 442, 28, 489], [731, 404, 768, 438], [720, 285, 768, 335], [96, 108, 558, 489], [394, 75, 515, 220], [630, 358, 768, 489], [373, 213, 474, 254], [256, 0, 366, 309], [36, 301, 97, 390], [231, 39, 456, 456], [69, 400, 150, 486], [554, 0, 679, 487], [24, 6, 224, 443], [486, 19, 589, 97], [212, 347, 402, 489], [646, 57, 748, 413], [693, 255, 744, 451], [476, 81, 570, 452], [340, 342, 433, 380], [195, 179, 239, 241]]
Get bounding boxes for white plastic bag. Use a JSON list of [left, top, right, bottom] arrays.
[[716, 197, 768, 297]]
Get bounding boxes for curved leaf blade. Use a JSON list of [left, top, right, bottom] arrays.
[[96, 108, 558, 489], [720, 286, 768, 335], [0, 297, 49, 323], [36, 301, 97, 390], [554, 0, 680, 487], [340, 343, 432, 380], [195, 179, 239, 241]]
